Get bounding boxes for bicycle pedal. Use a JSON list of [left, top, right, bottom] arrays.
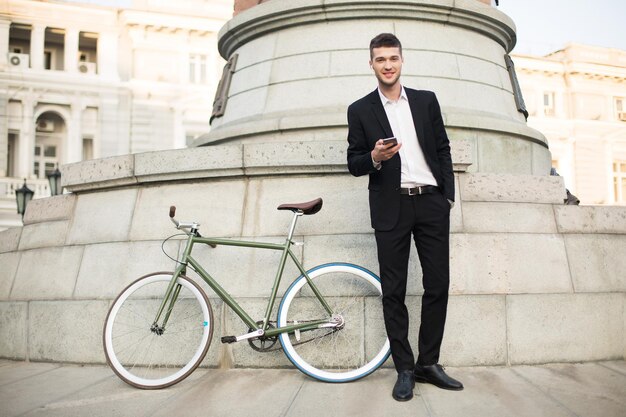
[[221, 336, 237, 344]]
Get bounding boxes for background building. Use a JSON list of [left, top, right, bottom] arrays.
[[0, 0, 233, 229], [513, 44, 626, 205]]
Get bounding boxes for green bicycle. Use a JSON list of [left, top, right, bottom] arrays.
[[103, 197, 390, 389]]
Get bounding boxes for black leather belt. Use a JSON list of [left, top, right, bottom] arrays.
[[400, 185, 440, 195]]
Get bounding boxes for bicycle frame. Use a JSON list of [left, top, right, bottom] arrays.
[[153, 212, 334, 340]]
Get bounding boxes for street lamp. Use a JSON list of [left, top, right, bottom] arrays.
[[47, 167, 62, 196], [15, 179, 34, 220]]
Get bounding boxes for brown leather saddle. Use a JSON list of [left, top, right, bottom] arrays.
[[277, 198, 323, 215]]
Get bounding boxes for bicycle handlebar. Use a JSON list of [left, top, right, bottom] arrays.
[[168, 205, 201, 232]]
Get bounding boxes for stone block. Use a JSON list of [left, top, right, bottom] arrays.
[[0, 302, 27, 359], [329, 50, 371, 77], [507, 293, 624, 364], [531, 141, 552, 175], [0, 252, 19, 299], [243, 140, 346, 170], [450, 233, 572, 294], [22, 194, 76, 225], [269, 52, 330, 85], [462, 202, 557, 233], [477, 135, 532, 174], [62, 154, 136, 192], [241, 175, 371, 237], [18, 221, 69, 250], [395, 18, 507, 65], [403, 50, 460, 80], [441, 295, 507, 366], [0, 227, 21, 253], [457, 55, 502, 88], [564, 234, 626, 292], [73, 241, 180, 299], [66, 188, 138, 245], [29, 300, 110, 363], [273, 19, 390, 58], [128, 180, 246, 241], [229, 60, 272, 96], [182, 235, 303, 299], [219, 86, 268, 125], [202, 298, 224, 367], [450, 137, 474, 171], [11, 246, 83, 300], [555, 205, 626, 234], [230, 32, 277, 70], [460, 172, 566, 203], [134, 146, 244, 181]]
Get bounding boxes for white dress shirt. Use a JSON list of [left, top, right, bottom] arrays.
[[378, 87, 437, 188]]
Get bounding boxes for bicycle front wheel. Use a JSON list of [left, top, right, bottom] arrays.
[[103, 272, 213, 389], [277, 263, 390, 382]]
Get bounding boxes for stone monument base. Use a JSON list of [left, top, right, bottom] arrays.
[[1, 144, 624, 368]]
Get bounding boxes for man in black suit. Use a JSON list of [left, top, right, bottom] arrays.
[[347, 33, 463, 401]]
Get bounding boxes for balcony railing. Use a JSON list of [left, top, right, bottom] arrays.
[[0, 177, 51, 199]]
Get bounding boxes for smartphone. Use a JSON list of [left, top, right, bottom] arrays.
[[382, 137, 398, 146]]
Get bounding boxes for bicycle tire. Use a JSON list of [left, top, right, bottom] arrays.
[[277, 263, 391, 382], [103, 272, 213, 389]]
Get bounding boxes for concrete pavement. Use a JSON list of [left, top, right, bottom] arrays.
[[0, 360, 625, 417]]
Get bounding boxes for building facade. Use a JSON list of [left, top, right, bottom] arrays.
[[0, 0, 233, 229], [513, 43, 626, 205]]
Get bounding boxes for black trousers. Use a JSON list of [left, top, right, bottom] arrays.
[[375, 192, 450, 371]]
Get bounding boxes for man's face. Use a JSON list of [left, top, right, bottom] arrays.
[[370, 47, 403, 88]]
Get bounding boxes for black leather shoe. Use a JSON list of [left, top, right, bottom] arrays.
[[414, 364, 463, 391], [392, 370, 415, 401]]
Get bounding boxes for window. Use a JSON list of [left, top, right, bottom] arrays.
[[189, 54, 209, 84], [616, 98, 626, 122], [614, 161, 626, 203], [83, 138, 94, 161], [543, 92, 555, 116]]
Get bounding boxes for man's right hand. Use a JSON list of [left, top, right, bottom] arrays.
[[371, 139, 402, 163]]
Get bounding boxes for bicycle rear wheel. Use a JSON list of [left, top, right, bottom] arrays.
[[103, 272, 213, 389], [277, 263, 390, 382]]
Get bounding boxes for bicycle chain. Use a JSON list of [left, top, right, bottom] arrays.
[[246, 320, 339, 353]]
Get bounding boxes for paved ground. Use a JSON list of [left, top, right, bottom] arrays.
[[0, 360, 625, 417]]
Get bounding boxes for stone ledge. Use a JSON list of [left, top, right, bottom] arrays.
[[23, 194, 76, 225], [62, 154, 136, 192], [460, 173, 566, 203], [219, 0, 514, 57], [555, 205, 626, 234]]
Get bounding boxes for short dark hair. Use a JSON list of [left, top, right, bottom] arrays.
[[369, 33, 402, 58]]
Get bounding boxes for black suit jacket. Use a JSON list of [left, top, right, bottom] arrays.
[[347, 88, 454, 231]]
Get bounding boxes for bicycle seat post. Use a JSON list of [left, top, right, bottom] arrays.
[[287, 210, 303, 242]]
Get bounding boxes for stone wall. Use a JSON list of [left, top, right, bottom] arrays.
[[1, 144, 624, 368]]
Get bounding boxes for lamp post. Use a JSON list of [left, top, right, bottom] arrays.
[[15, 179, 35, 220], [47, 167, 62, 196]]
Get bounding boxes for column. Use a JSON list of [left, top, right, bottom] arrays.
[[0, 19, 10, 69], [30, 24, 45, 70], [64, 28, 79, 73], [66, 100, 84, 164], [172, 107, 185, 149], [17, 99, 35, 179], [0, 98, 8, 176], [97, 31, 119, 79]]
